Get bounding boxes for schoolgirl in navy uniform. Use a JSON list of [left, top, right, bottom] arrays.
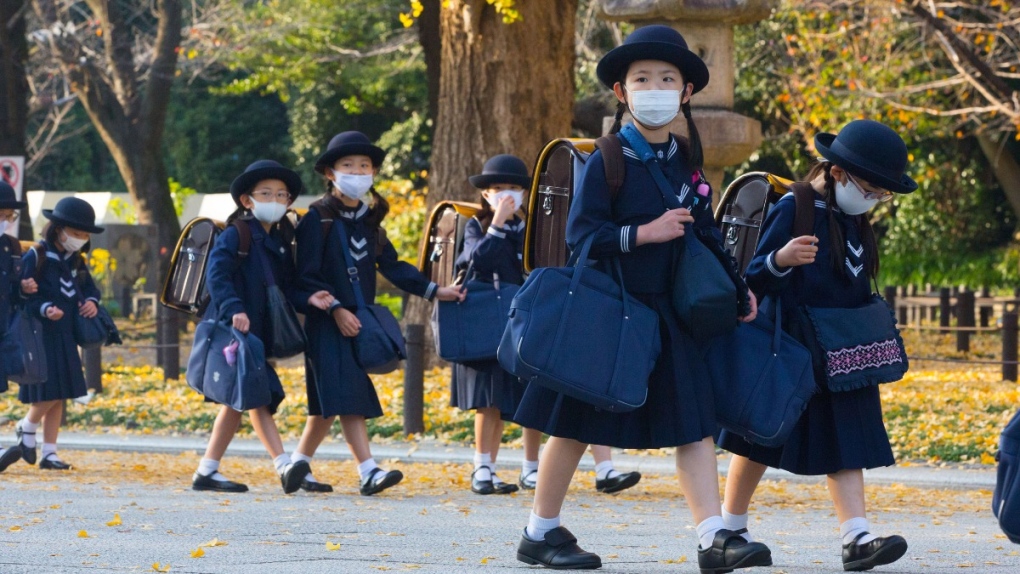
[[0, 181, 35, 473], [512, 25, 771, 572], [290, 132, 464, 495], [190, 160, 333, 494], [457, 155, 641, 496], [717, 120, 916, 572], [13, 197, 104, 471]]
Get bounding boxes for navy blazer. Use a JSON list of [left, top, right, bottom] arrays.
[[21, 241, 100, 320], [455, 216, 525, 286], [566, 134, 724, 294], [296, 197, 437, 310], [0, 235, 24, 331], [204, 219, 310, 348]]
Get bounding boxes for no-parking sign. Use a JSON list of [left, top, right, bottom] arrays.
[[0, 156, 24, 237]]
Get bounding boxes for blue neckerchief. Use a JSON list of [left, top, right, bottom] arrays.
[[617, 124, 696, 210]]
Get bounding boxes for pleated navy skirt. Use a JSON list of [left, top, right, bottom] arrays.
[[512, 292, 717, 449], [716, 370, 895, 475], [19, 320, 86, 403], [303, 312, 383, 419], [450, 360, 522, 420]]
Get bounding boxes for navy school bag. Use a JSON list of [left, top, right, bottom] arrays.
[[432, 261, 519, 363], [994, 409, 1020, 543], [497, 234, 660, 412], [186, 319, 272, 412]]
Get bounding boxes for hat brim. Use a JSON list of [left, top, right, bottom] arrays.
[[815, 133, 918, 194], [230, 166, 304, 205], [42, 209, 105, 234], [596, 41, 710, 93], [314, 144, 386, 174], [468, 173, 532, 189], [0, 200, 26, 210]]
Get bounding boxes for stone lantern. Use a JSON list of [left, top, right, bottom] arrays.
[[598, 0, 776, 201]]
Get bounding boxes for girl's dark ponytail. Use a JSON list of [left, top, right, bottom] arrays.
[[609, 101, 627, 135], [681, 100, 703, 171]]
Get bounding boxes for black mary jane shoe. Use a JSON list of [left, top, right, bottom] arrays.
[[280, 460, 310, 494], [492, 475, 520, 495], [360, 468, 403, 496], [471, 468, 495, 495], [300, 479, 334, 493], [0, 446, 24, 472], [192, 472, 249, 493], [15, 423, 36, 465], [38, 454, 72, 471], [842, 533, 908, 571], [698, 529, 773, 574], [519, 469, 538, 490], [595, 471, 641, 494], [516, 526, 602, 570]]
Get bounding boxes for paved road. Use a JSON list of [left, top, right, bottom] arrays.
[[0, 436, 1015, 573]]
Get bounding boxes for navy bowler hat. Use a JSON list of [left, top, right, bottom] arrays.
[[815, 120, 918, 194], [0, 180, 26, 210], [43, 197, 104, 234], [469, 155, 531, 189], [314, 131, 386, 174], [230, 160, 303, 206], [596, 25, 710, 93]]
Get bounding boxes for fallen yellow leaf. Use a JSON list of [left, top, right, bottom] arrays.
[[190, 547, 205, 558], [326, 541, 341, 551], [9, 526, 22, 532], [106, 513, 122, 527], [200, 538, 228, 547], [151, 563, 171, 572], [78, 530, 89, 538]]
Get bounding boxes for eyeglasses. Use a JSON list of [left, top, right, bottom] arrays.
[[846, 173, 894, 203], [0, 212, 19, 222], [251, 190, 291, 202]]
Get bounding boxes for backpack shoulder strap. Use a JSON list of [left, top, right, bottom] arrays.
[[594, 135, 625, 201], [31, 242, 47, 278], [230, 219, 253, 259], [4, 235, 22, 257], [312, 202, 334, 240], [790, 182, 816, 238]]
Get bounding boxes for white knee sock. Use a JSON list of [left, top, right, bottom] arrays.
[[840, 517, 878, 545], [526, 512, 561, 540], [292, 452, 318, 482], [474, 452, 492, 481], [594, 460, 620, 480], [722, 509, 753, 542], [522, 459, 539, 475], [697, 516, 727, 550], [18, 418, 39, 448], [41, 443, 57, 461], [357, 458, 378, 482], [197, 458, 226, 481], [273, 453, 292, 475]]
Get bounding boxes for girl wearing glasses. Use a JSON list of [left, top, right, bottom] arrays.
[[717, 120, 915, 572]]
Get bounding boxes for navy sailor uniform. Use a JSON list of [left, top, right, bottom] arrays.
[[203, 218, 308, 413], [513, 135, 723, 449], [1, 235, 25, 392], [18, 242, 99, 403], [716, 190, 896, 475], [449, 215, 525, 417], [296, 195, 437, 418]]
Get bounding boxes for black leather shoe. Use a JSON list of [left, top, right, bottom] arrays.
[[0, 446, 24, 472], [471, 468, 495, 495], [842, 534, 907, 571], [39, 454, 72, 471], [192, 472, 248, 493], [492, 475, 519, 495], [300, 479, 334, 493], [280, 460, 310, 494], [519, 469, 538, 490], [698, 529, 773, 574], [516, 526, 602, 569], [15, 423, 36, 465], [595, 471, 641, 494], [360, 468, 403, 496]]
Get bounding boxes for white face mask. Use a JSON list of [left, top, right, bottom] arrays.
[[834, 178, 880, 215], [332, 171, 374, 200], [0, 221, 8, 236], [628, 89, 681, 128], [251, 199, 288, 224], [61, 232, 88, 252], [487, 190, 524, 211]]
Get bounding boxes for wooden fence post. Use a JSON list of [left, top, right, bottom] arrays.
[[403, 324, 425, 435], [939, 287, 951, 334], [82, 347, 103, 393], [1003, 312, 1018, 382], [956, 290, 975, 353], [980, 286, 991, 328]]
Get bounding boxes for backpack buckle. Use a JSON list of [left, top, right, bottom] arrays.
[[347, 266, 360, 280]]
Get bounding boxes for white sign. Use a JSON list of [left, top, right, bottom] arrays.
[[0, 156, 24, 238]]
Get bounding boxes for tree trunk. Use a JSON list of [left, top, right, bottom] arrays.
[[977, 134, 1020, 220], [0, 0, 32, 239], [417, 0, 442, 125], [405, 0, 578, 364]]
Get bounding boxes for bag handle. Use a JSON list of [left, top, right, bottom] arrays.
[[771, 297, 783, 355], [566, 234, 633, 319], [462, 260, 501, 292], [332, 215, 368, 311]]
